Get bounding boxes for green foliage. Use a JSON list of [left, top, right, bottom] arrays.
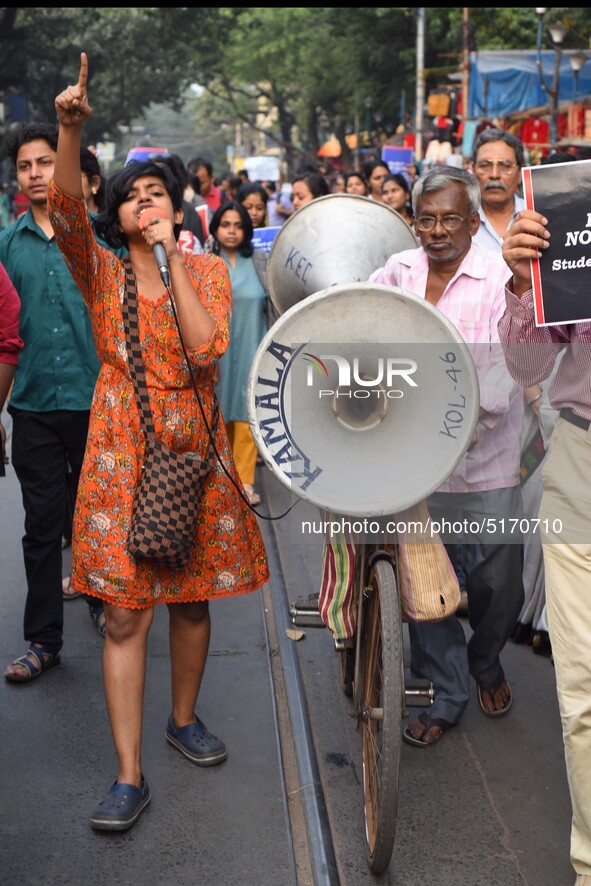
[[1, 7, 589, 173], [0, 7, 231, 143]]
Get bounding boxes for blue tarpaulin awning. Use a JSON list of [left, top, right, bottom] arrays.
[[468, 50, 591, 118]]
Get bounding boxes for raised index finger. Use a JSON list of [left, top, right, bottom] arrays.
[[78, 52, 88, 90]]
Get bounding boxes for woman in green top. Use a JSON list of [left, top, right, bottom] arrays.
[[210, 200, 268, 506]]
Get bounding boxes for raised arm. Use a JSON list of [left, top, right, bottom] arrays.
[[53, 52, 92, 199]]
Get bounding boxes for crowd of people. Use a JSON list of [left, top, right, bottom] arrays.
[[1, 49, 590, 884]]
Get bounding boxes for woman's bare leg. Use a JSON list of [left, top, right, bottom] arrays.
[[168, 601, 210, 727], [102, 602, 154, 786]]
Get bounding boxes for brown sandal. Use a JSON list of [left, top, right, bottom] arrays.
[[477, 678, 512, 716], [403, 713, 451, 747]]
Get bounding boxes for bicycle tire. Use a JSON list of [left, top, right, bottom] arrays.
[[360, 558, 403, 874], [339, 646, 355, 698]]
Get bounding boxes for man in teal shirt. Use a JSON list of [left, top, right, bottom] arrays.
[[0, 122, 104, 682]]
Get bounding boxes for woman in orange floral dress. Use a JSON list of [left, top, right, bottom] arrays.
[[50, 53, 269, 832]]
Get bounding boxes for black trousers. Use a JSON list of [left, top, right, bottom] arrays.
[[9, 408, 91, 653]]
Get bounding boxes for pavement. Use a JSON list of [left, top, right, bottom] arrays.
[[0, 411, 303, 886], [0, 404, 579, 886], [261, 462, 577, 886]]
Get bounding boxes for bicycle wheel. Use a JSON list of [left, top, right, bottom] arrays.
[[339, 645, 355, 698], [360, 558, 403, 874]]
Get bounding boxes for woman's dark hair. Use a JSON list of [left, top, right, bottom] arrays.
[[225, 174, 243, 192], [291, 171, 330, 200], [93, 161, 183, 249], [236, 182, 269, 205], [151, 152, 190, 191], [344, 171, 368, 194], [80, 146, 105, 210], [187, 171, 201, 195], [209, 200, 254, 257], [363, 159, 390, 180], [381, 173, 411, 197]]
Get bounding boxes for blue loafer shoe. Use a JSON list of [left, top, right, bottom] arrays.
[[165, 714, 227, 767], [90, 775, 151, 831]]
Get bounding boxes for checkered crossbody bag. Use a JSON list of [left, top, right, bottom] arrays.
[[122, 258, 218, 568]]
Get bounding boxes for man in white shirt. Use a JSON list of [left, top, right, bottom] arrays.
[[470, 129, 525, 253]]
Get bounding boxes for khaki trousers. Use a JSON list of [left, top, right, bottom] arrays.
[[539, 417, 591, 877]]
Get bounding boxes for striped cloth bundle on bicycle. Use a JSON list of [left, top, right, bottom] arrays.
[[318, 499, 460, 640]]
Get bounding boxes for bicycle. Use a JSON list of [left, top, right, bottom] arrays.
[[248, 277, 479, 874], [290, 537, 434, 875]]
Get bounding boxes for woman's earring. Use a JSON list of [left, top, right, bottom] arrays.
[[92, 187, 98, 194]]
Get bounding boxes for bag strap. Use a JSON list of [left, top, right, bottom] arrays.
[[117, 258, 303, 516], [121, 257, 156, 438], [121, 257, 220, 447]]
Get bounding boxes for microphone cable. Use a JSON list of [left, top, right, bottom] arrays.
[[164, 278, 298, 522]]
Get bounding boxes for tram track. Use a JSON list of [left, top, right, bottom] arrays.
[[258, 472, 340, 886]]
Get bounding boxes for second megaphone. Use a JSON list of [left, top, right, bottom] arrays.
[[266, 194, 417, 316]]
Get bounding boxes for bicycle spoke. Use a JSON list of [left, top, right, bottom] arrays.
[[360, 559, 402, 874]]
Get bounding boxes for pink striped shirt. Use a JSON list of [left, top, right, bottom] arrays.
[[370, 242, 523, 492], [498, 287, 591, 421]]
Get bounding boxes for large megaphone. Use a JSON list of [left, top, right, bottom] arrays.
[[247, 283, 479, 518], [267, 194, 417, 316]]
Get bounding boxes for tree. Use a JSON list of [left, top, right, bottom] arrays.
[[2, 7, 590, 174], [0, 7, 231, 143], [202, 7, 420, 172]]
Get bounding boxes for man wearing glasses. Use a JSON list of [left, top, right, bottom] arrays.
[[470, 128, 526, 253], [370, 166, 524, 745]]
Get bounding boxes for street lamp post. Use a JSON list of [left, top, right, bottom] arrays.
[[415, 7, 425, 162], [536, 8, 547, 57], [535, 10, 569, 151], [569, 50, 589, 102], [364, 96, 373, 142], [548, 20, 569, 149]]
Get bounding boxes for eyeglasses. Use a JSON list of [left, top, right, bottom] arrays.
[[414, 214, 468, 233], [474, 159, 519, 175]]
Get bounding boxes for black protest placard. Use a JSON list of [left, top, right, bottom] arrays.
[[522, 158, 591, 326]]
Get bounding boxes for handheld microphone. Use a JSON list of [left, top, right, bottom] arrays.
[[139, 206, 170, 287]]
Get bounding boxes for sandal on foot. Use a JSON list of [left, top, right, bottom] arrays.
[[62, 575, 82, 601], [243, 484, 261, 506], [89, 607, 107, 639], [90, 775, 151, 832], [477, 678, 512, 717], [403, 712, 451, 748], [165, 713, 227, 766], [4, 643, 61, 683]]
